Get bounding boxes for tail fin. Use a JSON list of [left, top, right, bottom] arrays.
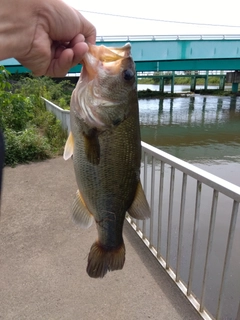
[[87, 242, 125, 278]]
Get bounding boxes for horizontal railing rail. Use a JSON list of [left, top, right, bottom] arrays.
[[96, 34, 240, 42], [126, 142, 240, 320]]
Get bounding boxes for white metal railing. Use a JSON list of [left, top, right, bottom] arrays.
[[43, 98, 70, 134], [96, 34, 240, 42], [126, 142, 240, 320]]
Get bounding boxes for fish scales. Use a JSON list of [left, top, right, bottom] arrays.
[[64, 43, 151, 278], [72, 107, 140, 242]]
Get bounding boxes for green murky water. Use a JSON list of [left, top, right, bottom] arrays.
[[139, 95, 240, 186]]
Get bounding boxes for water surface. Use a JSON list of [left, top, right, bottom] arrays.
[[139, 95, 240, 185]]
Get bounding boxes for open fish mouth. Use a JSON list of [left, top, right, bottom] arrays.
[[82, 43, 132, 80], [87, 42, 132, 61]]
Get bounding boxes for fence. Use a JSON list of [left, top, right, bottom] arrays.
[[126, 142, 240, 320], [43, 98, 70, 134], [43, 98, 240, 320]]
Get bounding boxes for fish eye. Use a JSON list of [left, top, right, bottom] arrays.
[[123, 69, 134, 81]]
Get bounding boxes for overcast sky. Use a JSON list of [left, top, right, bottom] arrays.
[[63, 0, 240, 36]]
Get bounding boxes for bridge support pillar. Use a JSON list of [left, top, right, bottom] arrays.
[[204, 71, 209, 90], [190, 74, 196, 92], [219, 75, 225, 90], [226, 71, 240, 93], [232, 83, 239, 93], [159, 77, 164, 93], [171, 72, 175, 94]]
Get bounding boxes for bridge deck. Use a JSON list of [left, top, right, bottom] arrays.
[[2, 35, 240, 73], [0, 157, 201, 320]]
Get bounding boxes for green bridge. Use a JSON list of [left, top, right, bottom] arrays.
[[1, 34, 240, 91]]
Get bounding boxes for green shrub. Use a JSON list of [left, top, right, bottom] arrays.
[[13, 76, 73, 109], [33, 111, 67, 153], [0, 67, 68, 165], [0, 92, 33, 131], [4, 128, 51, 166]]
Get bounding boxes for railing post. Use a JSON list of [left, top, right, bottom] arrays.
[[157, 161, 164, 258], [176, 173, 187, 282], [216, 200, 239, 320], [150, 156, 156, 247], [187, 180, 202, 296], [166, 166, 175, 270], [200, 189, 219, 312], [142, 152, 148, 239]]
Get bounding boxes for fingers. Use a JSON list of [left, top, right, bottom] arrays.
[[47, 9, 96, 76], [50, 48, 74, 77], [71, 41, 89, 66], [69, 34, 85, 47], [45, 41, 89, 77], [14, 3, 97, 77]]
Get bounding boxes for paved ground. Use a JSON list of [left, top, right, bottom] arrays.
[[0, 157, 201, 320]]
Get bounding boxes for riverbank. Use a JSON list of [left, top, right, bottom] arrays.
[[137, 88, 240, 99], [137, 76, 224, 86]]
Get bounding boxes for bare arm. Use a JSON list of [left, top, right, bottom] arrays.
[[0, 0, 96, 76]]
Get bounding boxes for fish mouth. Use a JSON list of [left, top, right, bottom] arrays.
[[88, 42, 131, 61], [82, 43, 132, 80]]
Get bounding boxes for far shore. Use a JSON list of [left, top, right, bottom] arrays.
[[137, 88, 239, 99]]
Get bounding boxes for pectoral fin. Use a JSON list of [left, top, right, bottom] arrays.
[[128, 182, 151, 220], [83, 128, 100, 165], [72, 190, 94, 228], [63, 132, 74, 160]]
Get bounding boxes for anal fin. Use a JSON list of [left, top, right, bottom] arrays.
[[72, 190, 93, 228], [127, 182, 151, 220]]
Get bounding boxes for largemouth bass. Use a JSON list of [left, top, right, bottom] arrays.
[[64, 43, 150, 278]]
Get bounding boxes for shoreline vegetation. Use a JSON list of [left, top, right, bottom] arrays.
[[137, 76, 223, 85], [137, 88, 239, 99]]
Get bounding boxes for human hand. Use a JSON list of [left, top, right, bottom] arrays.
[[0, 0, 96, 77]]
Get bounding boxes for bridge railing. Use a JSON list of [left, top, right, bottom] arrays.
[[96, 34, 240, 42], [126, 142, 240, 320]]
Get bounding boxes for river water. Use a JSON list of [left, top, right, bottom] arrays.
[[137, 84, 240, 319], [138, 84, 240, 184]]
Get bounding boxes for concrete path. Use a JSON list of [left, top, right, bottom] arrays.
[[0, 158, 201, 320]]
